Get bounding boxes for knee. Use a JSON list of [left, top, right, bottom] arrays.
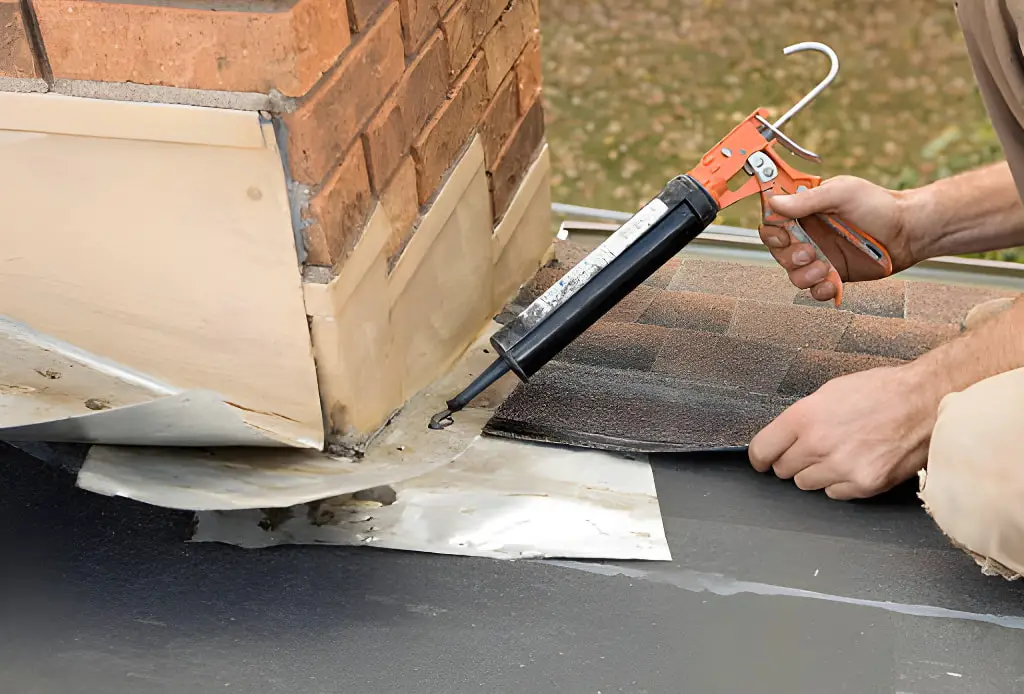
[[921, 368, 1024, 579]]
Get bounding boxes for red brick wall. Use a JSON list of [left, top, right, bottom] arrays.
[[1, 0, 547, 272], [286, 0, 547, 269]]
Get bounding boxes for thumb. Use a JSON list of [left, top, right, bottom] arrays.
[[768, 180, 848, 219]]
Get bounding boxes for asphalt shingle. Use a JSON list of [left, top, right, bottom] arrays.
[[484, 242, 1003, 453]]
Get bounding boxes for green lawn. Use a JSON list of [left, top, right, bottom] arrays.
[[539, 0, 1022, 262]]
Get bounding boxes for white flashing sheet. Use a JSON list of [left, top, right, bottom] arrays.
[[192, 424, 672, 561], [188, 328, 672, 561], [0, 317, 297, 447]]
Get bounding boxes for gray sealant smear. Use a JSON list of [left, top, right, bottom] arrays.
[[544, 560, 1024, 631]]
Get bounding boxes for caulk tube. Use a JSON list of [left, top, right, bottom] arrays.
[[427, 175, 717, 430], [493, 175, 718, 380], [490, 175, 717, 371]]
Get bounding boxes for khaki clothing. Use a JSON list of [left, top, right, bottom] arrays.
[[923, 365, 1024, 579], [956, 0, 1024, 196], [914, 2, 1024, 578]]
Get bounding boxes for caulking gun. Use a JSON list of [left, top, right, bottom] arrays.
[[429, 41, 893, 430]]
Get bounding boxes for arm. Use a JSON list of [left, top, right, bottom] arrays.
[[908, 290, 1024, 407], [749, 161, 1024, 500], [902, 161, 1024, 260], [747, 294, 1024, 501], [761, 161, 1024, 302]]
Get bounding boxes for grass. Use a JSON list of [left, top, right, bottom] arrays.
[[539, 0, 1023, 262]]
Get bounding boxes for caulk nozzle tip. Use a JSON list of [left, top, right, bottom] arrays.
[[428, 408, 454, 430]]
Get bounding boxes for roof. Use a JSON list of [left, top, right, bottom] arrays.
[[484, 239, 1022, 453], [7, 434, 1024, 693]]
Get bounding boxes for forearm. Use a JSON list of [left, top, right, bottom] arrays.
[[905, 294, 1024, 418], [899, 161, 1024, 260]]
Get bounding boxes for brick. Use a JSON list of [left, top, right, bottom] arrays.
[[412, 52, 488, 205], [285, 3, 404, 184], [399, 0, 440, 55], [440, 0, 506, 76], [303, 141, 374, 266], [481, 0, 538, 96], [363, 30, 450, 190], [0, 0, 38, 78], [347, 0, 390, 31], [515, 34, 542, 116], [490, 97, 545, 221], [480, 70, 519, 169], [34, 0, 349, 96], [382, 157, 422, 267]]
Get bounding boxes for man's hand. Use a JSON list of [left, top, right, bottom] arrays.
[[748, 164, 1024, 500], [748, 364, 942, 500], [759, 176, 918, 302], [761, 163, 1024, 301]]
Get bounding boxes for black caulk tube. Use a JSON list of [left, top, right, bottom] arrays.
[[429, 174, 719, 430]]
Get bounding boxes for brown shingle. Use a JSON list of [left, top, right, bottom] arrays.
[[485, 240, 1013, 455], [905, 280, 1020, 326], [795, 277, 906, 318], [555, 322, 671, 372], [837, 314, 959, 361], [485, 363, 789, 453], [669, 258, 798, 304], [778, 349, 905, 398], [727, 300, 853, 350], [643, 257, 682, 290], [510, 257, 573, 306], [652, 329, 798, 394], [638, 290, 736, 334]]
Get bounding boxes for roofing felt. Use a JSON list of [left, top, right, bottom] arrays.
[[8, 441, 1024, 693], [483, 241, 1021, 453]]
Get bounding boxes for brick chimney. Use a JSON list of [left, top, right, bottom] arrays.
[[2, 0, 553, 447]]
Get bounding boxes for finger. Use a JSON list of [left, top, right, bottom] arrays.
[[765, 243, 819, 272], [793, 463, 843, 491], [825, 482, 864, 501], [767, 178, 854, 219], [770, 442, 819, 480], [758, 224, 791, 251], [809, 280, 837, 301], [770, 448, 811, 481], [766, 242, 818, 272], [788, 260, 833, 290], [748, 408, 800, 473]]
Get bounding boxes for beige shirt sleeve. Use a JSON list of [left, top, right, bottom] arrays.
[[957, 0, 1024, 193]]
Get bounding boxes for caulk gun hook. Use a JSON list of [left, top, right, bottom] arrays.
[[770, 41, 839, 131]]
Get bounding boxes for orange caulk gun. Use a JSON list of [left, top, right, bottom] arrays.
[[429, 41, 892, 430]]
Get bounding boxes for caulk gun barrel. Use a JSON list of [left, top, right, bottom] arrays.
[[428, 175, 718, 430], [494, 175, 718, 380], [428, 357, 510, 429], [449, 357, 509, 412]]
